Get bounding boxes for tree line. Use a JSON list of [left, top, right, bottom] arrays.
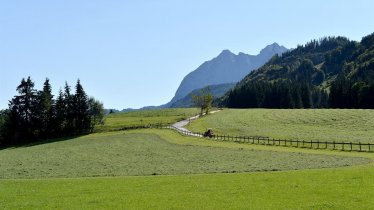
[[0, 77, 104, 146], [225, 80, 328, 108], [225, 77, 374, 109], [329, 76, 374, 108]]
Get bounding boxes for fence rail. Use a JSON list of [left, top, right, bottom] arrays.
[[104, 122, 374, 153], [166, 125, 374, 153]]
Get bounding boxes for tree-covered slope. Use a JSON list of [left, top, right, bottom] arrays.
[[222, 32, 374, 108]]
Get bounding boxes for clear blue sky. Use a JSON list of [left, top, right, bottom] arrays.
[[1, 0, 373, 110]]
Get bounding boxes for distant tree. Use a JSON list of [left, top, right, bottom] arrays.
[[300, 83, 313, 108], [88, 97, 104, 131], [192, 88, 214, 115]]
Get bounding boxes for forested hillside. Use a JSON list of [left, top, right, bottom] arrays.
[[223, 33, 374, 108]]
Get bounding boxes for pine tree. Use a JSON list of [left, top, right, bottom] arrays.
[[74, 80, 89, 132], [55, 88, 66, 134], [37, 78, 54, 136], [64, 82, 75, 134], [8, 77, 38, 142]]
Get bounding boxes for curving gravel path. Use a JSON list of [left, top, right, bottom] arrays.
[[170, 110, 221, 136]]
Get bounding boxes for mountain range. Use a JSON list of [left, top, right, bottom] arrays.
[[115, 43, 288, 111], [165, 43, 288, 107]]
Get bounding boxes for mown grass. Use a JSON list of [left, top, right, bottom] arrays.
[[95, 108, 199, 132], [1, 129, 367, 179], [187, 109, 374, 143], [1, 167, 374, 210], [0, 129, 373, 209]]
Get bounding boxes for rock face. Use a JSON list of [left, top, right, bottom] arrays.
[[169, 43, 288, 105]]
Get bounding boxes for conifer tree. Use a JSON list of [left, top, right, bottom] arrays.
[[74, 80, 89, 132], [55, 88, 66, 134], [8, 77, 38, 142], [64, 82, 75, 134], [37, 78, 54, 136]]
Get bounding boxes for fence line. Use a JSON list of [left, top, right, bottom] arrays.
[[166, 125, 373, 153], [106, 122, 373, 153]]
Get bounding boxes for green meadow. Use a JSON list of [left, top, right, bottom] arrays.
[[95, 108, 199, 132], [188, 109, 374, 143], [1, 109, 374, 209], [0, 129, 368, 179]]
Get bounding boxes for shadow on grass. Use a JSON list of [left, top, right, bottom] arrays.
[[0, 134, 88, 150]]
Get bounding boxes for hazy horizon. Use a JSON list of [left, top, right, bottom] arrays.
[[1, 0, 374, 110]]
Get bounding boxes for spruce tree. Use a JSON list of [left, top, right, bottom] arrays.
[[64, 82, 75, 134], [8, 77, 38, 142], [37, 78, 54, 136], [55, 88, 66, 134], [74, 80, 89, 132]]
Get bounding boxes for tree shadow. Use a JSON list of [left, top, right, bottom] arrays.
[[0, 134, 87, 150]]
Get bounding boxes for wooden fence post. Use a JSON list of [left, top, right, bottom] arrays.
[[350, 142, 353, 151]]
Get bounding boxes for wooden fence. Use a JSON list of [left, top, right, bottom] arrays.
[[167, 125, 374, 153], [106, 122, 374, 153]]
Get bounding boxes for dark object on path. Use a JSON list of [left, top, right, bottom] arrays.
[[203, 128, 214, 138]]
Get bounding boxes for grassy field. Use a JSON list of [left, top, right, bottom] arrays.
[[95, 108, 199, 132], [2, 108, 374, 209], [1, 166, 374, 210], [0, 129, 373, 209], [1, 129, 368, 179], [187, 109, 374, 143]]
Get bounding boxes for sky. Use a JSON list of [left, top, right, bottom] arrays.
[[1, 0, 374, 110]]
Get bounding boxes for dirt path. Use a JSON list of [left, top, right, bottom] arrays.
[[170, 110, 221, 136]]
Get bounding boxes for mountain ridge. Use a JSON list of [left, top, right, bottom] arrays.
[[168, 43, 288, 105]]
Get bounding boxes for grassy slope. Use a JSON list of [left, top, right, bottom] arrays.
[[1, 130, 367, 179], [0, 129, 373, 209], [188, 109, 374, 143], [96, 108, 199, 132]]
